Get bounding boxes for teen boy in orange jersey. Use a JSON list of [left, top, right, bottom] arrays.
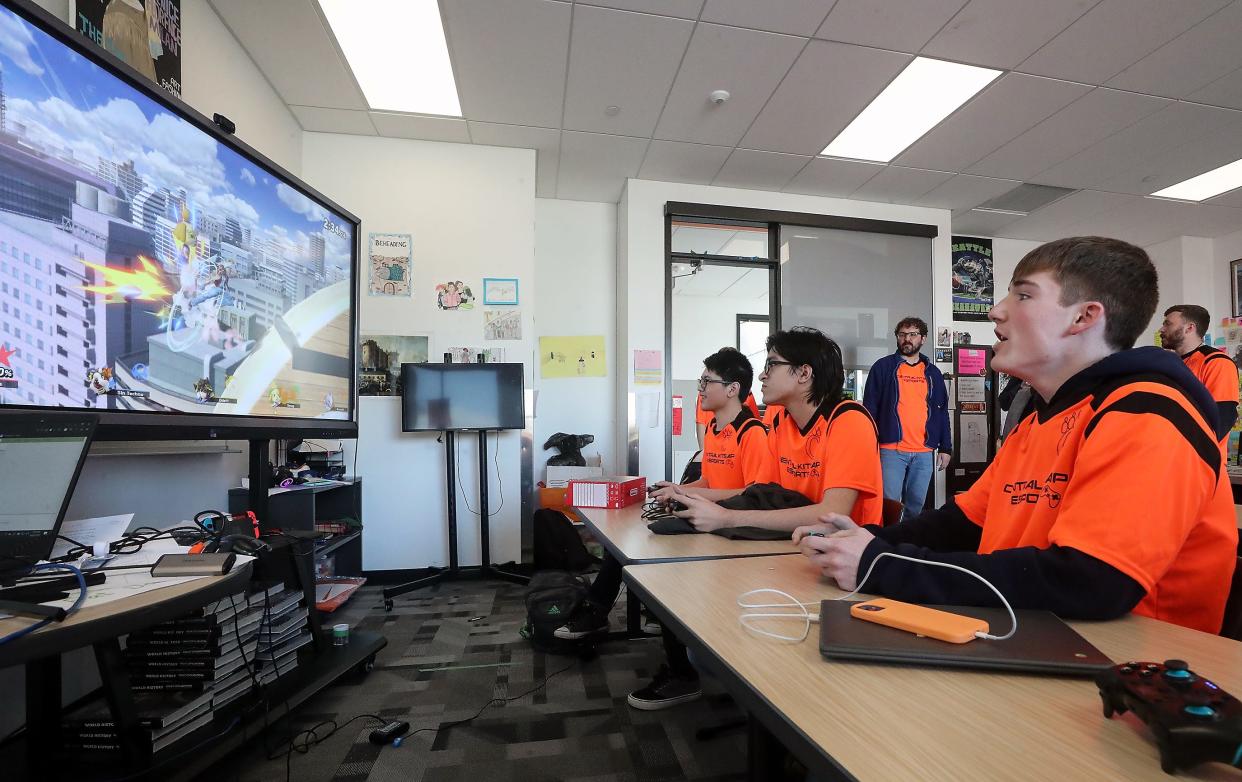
[[799, 237, 1237, 633], [667, 327, 884, 531]]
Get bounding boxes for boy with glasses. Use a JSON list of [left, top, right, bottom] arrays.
[[554, 348, 771, 643]]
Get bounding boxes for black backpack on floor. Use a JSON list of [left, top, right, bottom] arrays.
[[532, 508, 600, 572], [521, 571, 595, 654]]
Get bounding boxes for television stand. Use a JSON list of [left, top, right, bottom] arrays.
[[382, 430, 528, 610]]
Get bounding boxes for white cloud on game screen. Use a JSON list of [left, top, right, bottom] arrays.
[[0, 11, 43, 77]]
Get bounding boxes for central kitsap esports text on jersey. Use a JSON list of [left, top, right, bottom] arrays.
[[955, 366, 1237, 633], [768, 400, 884, 525], [701, 407, 773, 490]]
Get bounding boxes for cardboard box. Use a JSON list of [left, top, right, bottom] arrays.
[[567, 475, 646, 509], [545, 465, 603, 488]]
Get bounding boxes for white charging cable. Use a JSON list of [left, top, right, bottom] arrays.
[[738, 551, 1018, 643]]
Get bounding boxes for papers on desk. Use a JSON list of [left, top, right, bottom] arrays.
[[49, 513, 135, 559]]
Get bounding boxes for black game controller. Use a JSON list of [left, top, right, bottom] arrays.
[[1095, 659, 1242, 773]]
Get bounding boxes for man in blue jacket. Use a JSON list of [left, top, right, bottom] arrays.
[[863, 317, 951, 521]]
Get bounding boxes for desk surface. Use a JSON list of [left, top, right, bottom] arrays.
[[576, 504, 800, 565], [625, 555, 1242, 782], [0, 564, 252, 668]]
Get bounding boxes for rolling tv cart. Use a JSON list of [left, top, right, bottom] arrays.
[[381, 429, 529, 611]]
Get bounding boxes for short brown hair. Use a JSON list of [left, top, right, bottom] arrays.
[[1013, 237, 1157, 351], [1164, 304, 1210, 339], [894, 317, 928, 337]]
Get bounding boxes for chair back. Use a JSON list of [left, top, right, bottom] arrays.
[[881, 499, 903, 527]]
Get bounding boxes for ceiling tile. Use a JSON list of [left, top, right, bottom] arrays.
[[896, 74, 1091, 172], [289, 105, 376, 135], [849, 166, 954, 203], [741, 41, 911, 155], [700, 0, 832, 35], [921, 0, 1097, 69], [712, 149, 811, 191], [468, 122, 561, 197], [563, 5, 695, 136], [1189, 66, 1242, 111], [994, 189, 1136, 241], [369, 113, 471, 143], [1060, 196, 1214, 246], [575, 0, 704, 19], [442, 0, 572, 127], [638, 140, 731, 184], [911, 175, 1020, 210], [816, 0, 967, 52], [950, 208, 1023, 237], [1034, 103, 1242, 193], [1017, 0, 1225, 85], [1206, 187, 1242, 209], [783, 157, 885, 197], [965, 88, 1169, 181], [209, 0, 367, 110], [1109, 2, 1242, 99], [557, 131, 649, 201], [653, 24, 804, 147]]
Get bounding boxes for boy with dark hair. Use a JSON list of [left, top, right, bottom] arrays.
[[667, 327, 884, 530], [799, 237, 1237, 634], [555, 348, 772, 642], [1160, 304, 1238, 438]]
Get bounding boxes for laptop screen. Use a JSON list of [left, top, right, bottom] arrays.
[[0, 414, 96, 568]]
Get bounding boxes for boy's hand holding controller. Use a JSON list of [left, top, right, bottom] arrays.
[[796, 513, 875, 591]]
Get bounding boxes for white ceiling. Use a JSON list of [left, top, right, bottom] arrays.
[[208, 0, 1242, 245]]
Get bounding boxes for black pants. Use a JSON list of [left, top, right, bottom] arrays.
[[590, 554, 696, 681]]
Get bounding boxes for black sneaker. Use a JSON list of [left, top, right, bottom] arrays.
[[627, 665, 701, 711], [552, 603, 610, 640]]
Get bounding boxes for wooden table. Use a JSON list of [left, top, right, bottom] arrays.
[[577, 504, 800, 635], [625, 555, 1242, 782], [576, 504, 801, 565]]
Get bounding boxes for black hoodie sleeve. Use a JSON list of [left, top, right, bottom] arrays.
[[855, 537, 1147, 620], [871, 502, 983, 552], [1216, 401, 1238, 439]]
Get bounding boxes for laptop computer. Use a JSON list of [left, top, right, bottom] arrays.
[[0, 413, 97, 578], [818, 600, 1113, 676]]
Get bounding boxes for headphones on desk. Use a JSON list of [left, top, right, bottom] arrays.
[[190, 509, 270, 555]]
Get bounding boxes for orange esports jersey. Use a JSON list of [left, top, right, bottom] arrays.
[[696, 393, 760, 426], [701, 408, 774, 490], [955, 377, 1237, 634], [1182, 344, 1239, 408], [768, 400, 884, 525], [881, 360, 931, 452]]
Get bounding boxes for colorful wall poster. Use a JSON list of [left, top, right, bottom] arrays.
[[951, 236, 994, 321], [367, 233, 412, 297], [358, 334, 429, 396], [958, 348, 987, 377], [482, 277, 519, 305], [484, 309, 522, 340], [540, 336, 606, 378], [436, 280, 475, 310], [634, 349, 662, 385], [72, 0, 182, 95]]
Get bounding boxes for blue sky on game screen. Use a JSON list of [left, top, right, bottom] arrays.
[[0, 6, 355, 418]]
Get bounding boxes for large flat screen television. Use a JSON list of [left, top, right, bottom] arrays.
[[401, 363, 524, 432], [0, 0, 359, 439]]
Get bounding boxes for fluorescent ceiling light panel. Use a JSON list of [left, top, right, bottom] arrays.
[[319, 0, 461, 117], [821, 58, 1000, 162], [1150, 157, 1242, 201]]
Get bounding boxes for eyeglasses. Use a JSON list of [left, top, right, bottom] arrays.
[[896, 331, 923, 339], [762, 359, 794, 373], [697, 377, 732, 390]]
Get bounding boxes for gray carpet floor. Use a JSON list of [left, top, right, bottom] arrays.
[[205, 579, 750, 782]]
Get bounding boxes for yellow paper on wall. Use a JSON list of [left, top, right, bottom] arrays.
[[540, 336, 606, 378]]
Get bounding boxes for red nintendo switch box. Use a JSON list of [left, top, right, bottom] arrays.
[[567, 476, 646, 509]]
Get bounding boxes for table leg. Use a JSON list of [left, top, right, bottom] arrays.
[[94, 637, 149, 768], [747, 716, 785, 782], [626, 588, 642, 635], [25, 654, 60, 764]]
